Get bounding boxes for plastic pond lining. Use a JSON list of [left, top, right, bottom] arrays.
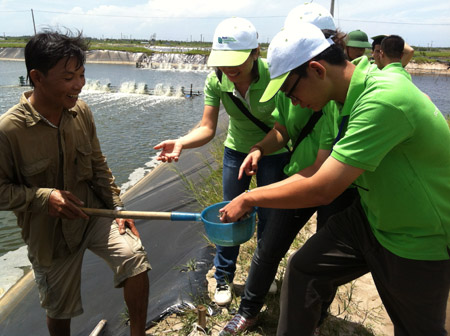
[[0, 111, 229, 336]]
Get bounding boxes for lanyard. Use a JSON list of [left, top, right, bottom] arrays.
[[331, 115, 369, 192], [332, 115, 349, 147]]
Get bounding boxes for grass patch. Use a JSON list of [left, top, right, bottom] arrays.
[[175, 142, 225, 209], [89, 44, 151, 54], [412, 56, 439, 64], [0, 43, 26, 48]]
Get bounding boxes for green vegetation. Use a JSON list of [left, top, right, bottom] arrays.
[[89, 43, 150, 54], [413, 49, 450, 64], [0, 36, 31, 43], [413, 56, 438, 64], [420, 51, 450, 58], [0, 35, 212, 55], [0, 42, 26, 48]]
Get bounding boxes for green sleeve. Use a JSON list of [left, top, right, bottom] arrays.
[[203, 71, 221, 107], [273, 92, 286, 126]]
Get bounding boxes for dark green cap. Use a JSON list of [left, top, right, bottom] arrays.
[[346, 29, 371, 48]]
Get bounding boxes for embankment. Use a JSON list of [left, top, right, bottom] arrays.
[[0, 47, 24, 61], [405, 61, 450, 76], [1, 47, 448, 75], [0, 47, 211, 70], [0, 47, 144, 65]]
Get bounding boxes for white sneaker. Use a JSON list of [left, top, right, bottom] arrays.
[[214, 283, 233, 305], [268, 279, 277, 294]]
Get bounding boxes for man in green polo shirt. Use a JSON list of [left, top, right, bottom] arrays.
[[379, 35, 412, 80], [219, 22, 450, 336], [371, 34, 414, 71]]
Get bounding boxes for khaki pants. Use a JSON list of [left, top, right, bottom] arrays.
[[32, 217, 151, 319]]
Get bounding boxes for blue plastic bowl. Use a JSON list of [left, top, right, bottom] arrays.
[[201, 201, 256, 246]]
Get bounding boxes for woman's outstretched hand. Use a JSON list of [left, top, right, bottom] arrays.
[[154, 140, 183, 162]]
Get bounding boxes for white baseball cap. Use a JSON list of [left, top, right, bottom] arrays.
[[284, 2, 336, 31], [207, 17, 258, 67], [260, 23, 333, 102]]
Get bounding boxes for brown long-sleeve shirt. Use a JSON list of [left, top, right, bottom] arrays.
[[0, 92, 123, 266]]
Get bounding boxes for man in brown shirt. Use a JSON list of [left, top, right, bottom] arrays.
[[0, 31, 150, 336]]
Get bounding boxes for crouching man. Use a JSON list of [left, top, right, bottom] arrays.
[[220, 23, 450, 336]]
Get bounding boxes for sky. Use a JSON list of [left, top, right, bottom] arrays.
[[1, 0, 449, 47]]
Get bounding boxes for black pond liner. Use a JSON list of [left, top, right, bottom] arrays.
[[0, 111, 229, 336]]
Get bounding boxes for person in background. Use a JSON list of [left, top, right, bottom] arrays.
[[379, 35, 413, 79], [219, 4, 357, 335], [154, 17, 289, 306], [345, 29, 372, 61], [0, 30, 151, 336], [220, 22, 450, 336], [371, 34, 414, 70]]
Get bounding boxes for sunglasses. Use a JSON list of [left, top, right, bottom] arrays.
[[284, 75, 301, 101]]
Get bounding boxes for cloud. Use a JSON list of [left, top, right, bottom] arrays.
[[1, 0, 449, 46]]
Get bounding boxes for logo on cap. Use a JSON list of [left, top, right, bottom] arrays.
[[218, 36, 237, 44]]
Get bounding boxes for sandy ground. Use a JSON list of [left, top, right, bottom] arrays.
[[405, 62, 450, 75]]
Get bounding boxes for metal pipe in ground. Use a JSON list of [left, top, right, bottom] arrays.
[[197, 305, 207, 330]]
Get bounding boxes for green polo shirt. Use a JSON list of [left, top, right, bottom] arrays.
[[331, 56, 450, 261], [204, 58, 286, 155], [320, 58, 375, 150], [273, 92, 322, 176], [382, 62, 412, 81]]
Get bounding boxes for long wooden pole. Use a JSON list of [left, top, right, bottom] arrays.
[[80, 207, 172, 220], [89, 319, 107, 336]]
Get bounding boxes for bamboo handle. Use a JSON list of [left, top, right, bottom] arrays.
[[89, 319, 107, 336], [80, 207, 172, 220]]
